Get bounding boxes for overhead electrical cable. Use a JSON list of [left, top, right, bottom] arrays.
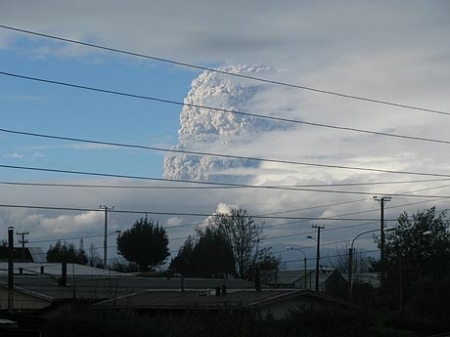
[[0, 203, 387, 221], [2, 164, 450, 197], [1, 74, 450, 146], [1, 177, 449, 190], [0, 181, 239, 190], [3, 128, 450, 180], [0, 24, 448, 117]]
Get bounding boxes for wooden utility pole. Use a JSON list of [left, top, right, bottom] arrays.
[[8, 226, 14, 313], [312, 224, 325, 291], [16, 231, 29, 260], [373, 196, 391, 286], [100, 205, 114, 269]]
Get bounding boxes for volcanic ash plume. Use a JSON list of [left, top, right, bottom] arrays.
[[163, 64, 288, 183]]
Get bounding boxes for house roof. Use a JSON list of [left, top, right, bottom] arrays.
[[0, 247, 46, 263], [0, 262, 124, 277], [96, 288, 350, 311], [353, 273, 380, 287], [0, 263, 261, 303], [274, 270, 313, 284], [26, 248, 48, 263]]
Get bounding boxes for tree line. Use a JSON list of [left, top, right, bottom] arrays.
[[45, 207, 280, 281]]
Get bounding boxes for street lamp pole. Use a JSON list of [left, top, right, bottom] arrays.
[[348, 227, 395, 303], [287, 247, 308, 289]]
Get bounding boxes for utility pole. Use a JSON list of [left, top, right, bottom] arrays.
[[8, 227, 14, 313], [311, 224, 325, 291], [373, 196, 391, 286], [16, 231, 29, 261], [100, 205, 114, 269]]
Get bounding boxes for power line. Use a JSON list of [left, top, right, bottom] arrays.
[[0, 203, 388, 221], [2, 73, 450, 147], [2, 163, 450, 198], [0, 181, 239, 190], [4, 127, 450, 181], [3, 163, 450, 198], [1, 177, 449, 191], [0, 24, 448, 117], [23, 198, 446, 257]]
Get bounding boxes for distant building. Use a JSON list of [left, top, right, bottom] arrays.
[[0, 247, 46, 263], [96, 288, 350, 319], [0, 262, 260, 314], [270, 268, 342, 292]]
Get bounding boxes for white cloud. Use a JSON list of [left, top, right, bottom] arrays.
[[166, 216, 183, 227], [4, 153, 23, 158], [40, 211, 103, 234]]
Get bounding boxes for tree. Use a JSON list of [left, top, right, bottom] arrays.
[[169, 229, 236, 278], [169, 236, 195, 276], [109, 259, 139, 273], [249, 246, 281, 283], [116, 217, 170, 272], [334, 243, 370, 275], [46, 240, 88, 265], [208, 208, 278, 279], [193, 227, 236, 277], [381, 207, 450, 309], [170, 208, 279, 280], [87, 243, 102, 268]]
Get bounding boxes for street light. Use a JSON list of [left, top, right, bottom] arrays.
[[286, 247, 308, 289], [348, 227, 394, 303]]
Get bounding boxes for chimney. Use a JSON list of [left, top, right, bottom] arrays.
[[58, 261, 67, 286]]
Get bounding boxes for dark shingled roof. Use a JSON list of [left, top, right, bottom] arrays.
[[95, 288, 347, 311]]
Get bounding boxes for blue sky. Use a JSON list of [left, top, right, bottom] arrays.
[[1, 1, 450, 268], [1, 45, 197, 179]]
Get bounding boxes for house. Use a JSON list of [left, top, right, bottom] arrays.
[[323, 269, 348, 297], [0, 262, 261, 314], [352, 272, 380, 288], [0, 247, 46, 263], [95, 288, 351, 319], [270, 269, 314, 289], [0, 262, 127, 312], [271, 268, 344, 292]]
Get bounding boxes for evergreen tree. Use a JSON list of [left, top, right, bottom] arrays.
[[116, 218, 170, 272], [46, 240, 88, 265]]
